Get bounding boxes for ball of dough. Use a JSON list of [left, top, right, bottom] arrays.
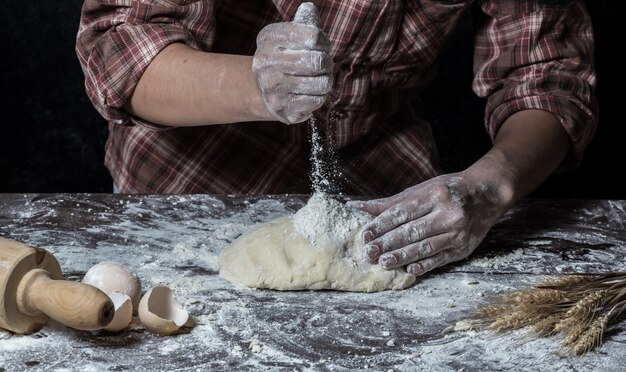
[[218, 217, 415, 292]]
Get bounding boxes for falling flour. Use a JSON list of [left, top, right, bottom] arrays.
[[292, 192, 370, 249], [308, 117, 340, 194], [295, 113, 363, 248], [216, 113, 418, 292]]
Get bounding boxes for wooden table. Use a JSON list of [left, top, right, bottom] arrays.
[[1, 194, 625, 371]]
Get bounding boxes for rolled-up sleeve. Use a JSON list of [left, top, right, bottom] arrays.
[[76, 0, 216, 128], [473, 0, 598, 170]]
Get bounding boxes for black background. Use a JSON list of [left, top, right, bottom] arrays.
[[0, 1, 621, 198]]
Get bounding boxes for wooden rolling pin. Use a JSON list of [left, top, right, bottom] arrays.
[[0, 237, 114, 334]]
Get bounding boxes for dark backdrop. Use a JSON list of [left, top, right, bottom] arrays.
[[0, 1, 621, 198]]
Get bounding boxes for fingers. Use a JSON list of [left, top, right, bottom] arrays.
[[360, 200, 432, 244], [363, 215, 444, 262], [255, 50, 332, 76], [349, 175, 493, 277], [406, 251, 450, 276], [284, 95, 327, 123], [257, 23, 330, 51], [286, 75, 333, 95], [347, 188, 418, 217], [367, 229, 456, 277], [375, 232, 454, 269], [262, 93, 327, 124], [286, 50, 334, 76], [347, 197, 400, 216]]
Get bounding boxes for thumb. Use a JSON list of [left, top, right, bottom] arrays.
[[346, 197, 397, 216], [293, 2, 320, 27]]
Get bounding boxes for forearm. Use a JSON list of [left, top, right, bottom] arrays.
[[465, 109, 570, 210], [126, 43, 272, 127]]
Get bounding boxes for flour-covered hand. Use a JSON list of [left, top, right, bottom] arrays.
[[348, 173, 508, 276], [252, 3, 333, 124]]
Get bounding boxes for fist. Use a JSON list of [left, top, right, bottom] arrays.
[[252, 3, 334, 124]]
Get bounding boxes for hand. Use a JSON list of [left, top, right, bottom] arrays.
[[348, 173, 508, 276], [252, 3, 333, 124]]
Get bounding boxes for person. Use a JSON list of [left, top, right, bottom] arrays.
[[76, 0, 597, 277]]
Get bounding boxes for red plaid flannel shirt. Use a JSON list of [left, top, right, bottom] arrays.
[[76, 0, 597, 195]]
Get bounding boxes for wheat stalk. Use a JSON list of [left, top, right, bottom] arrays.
[[538, 274, 594, 286], [571, 316, 607, 355], [464, 272, 626, 355], [531, 314, 561, 336], [563, 322, 587, 346]]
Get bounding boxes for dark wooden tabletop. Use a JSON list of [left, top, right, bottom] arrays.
[[1, 194, 625, 371]]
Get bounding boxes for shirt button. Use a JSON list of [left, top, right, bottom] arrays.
[[334, 111, 348, 120]]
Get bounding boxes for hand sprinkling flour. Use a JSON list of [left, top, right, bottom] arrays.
[[252, 3, 334, 124]]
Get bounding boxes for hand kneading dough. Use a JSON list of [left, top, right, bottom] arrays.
[[218, 217, 415, 292]]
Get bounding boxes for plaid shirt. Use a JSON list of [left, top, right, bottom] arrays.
[[76, 0, 597, 195]]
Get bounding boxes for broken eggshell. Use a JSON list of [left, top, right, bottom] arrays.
[[138, 286, 189, 335], [104, 291, 133, 332], [82, 261, 142, 309]]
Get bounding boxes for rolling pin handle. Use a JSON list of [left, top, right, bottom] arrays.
[[16, 269, 114, 331]]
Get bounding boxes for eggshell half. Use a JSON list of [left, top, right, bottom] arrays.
[[138, 286, 189, 335], [104, 291, 133, 332], [82, 261, 142, 309]]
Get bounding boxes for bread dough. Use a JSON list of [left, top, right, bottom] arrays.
[[218, 216, 415, 292]]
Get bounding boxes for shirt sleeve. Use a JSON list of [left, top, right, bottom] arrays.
[[75, 0, 217, 129], [472, 0, 598, 171]]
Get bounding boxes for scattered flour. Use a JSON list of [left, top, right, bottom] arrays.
[[248, 336, 263, 353], [469, 248, 524, 269], [2, 195, 626, 371]]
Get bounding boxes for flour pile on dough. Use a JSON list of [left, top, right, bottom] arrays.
[[218, 193, 415, 292]]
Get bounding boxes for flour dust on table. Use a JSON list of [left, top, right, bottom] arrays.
[[218, 192, 416, 291]]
